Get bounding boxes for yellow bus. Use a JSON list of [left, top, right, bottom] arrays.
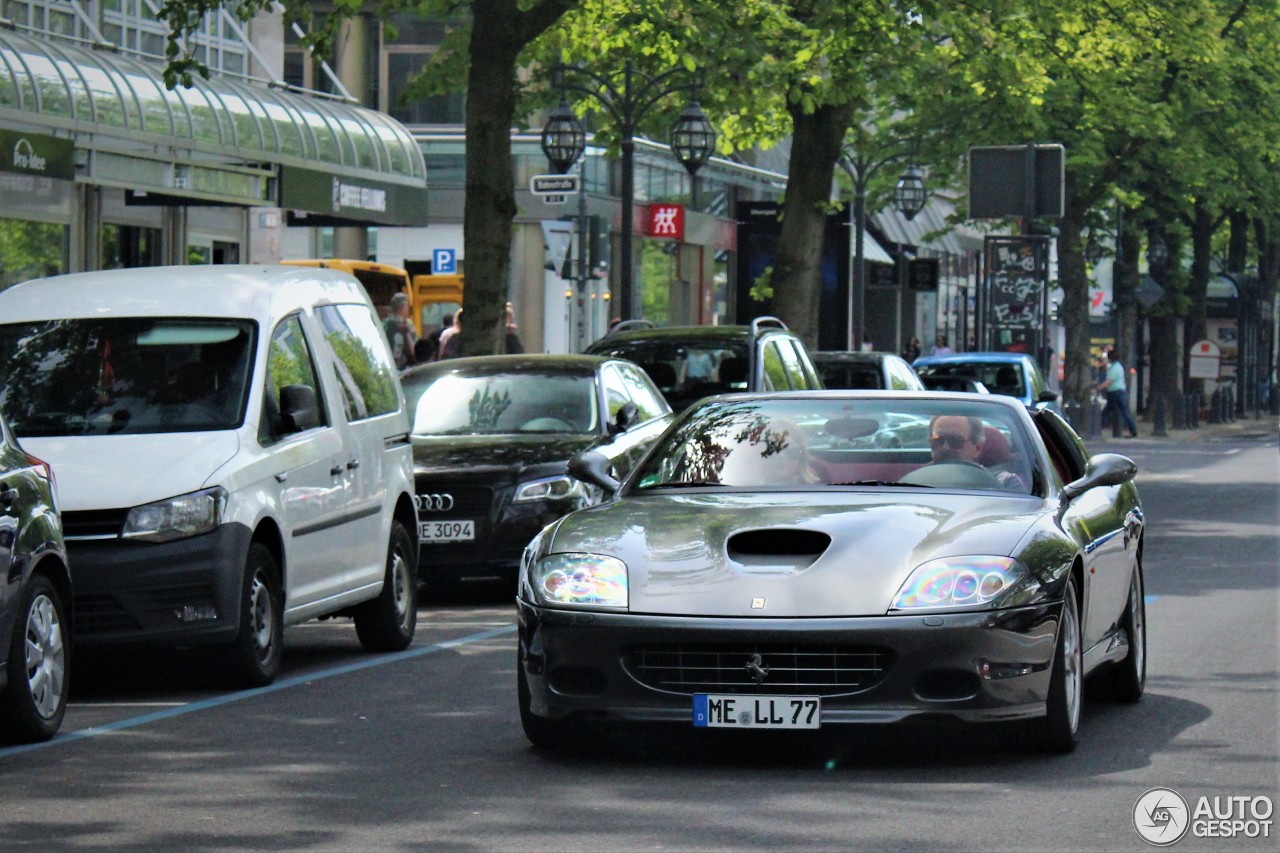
[[282, 259, 463, 338]]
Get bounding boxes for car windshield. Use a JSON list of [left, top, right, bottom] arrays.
[[632, 397, 1039, 495], [589, 340, 750, 409], [817, 361, 882, 389], [402, 370, 599, 435], [918, 362, 1027, 398], [0, 318, 255, 436]]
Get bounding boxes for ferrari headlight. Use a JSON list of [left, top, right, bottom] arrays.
[[513, 475, 587, 503], [891, 556, 1042, 611], [123, 487, 227, 543], [529, 553, 628, 609]]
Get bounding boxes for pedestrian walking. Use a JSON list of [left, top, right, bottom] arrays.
[[1095, 349, 1139, 438], [382, 292, 418, 371], [930, 333, 953, 357], [419, 312, 452, 363], [903, 336, 922, 363]]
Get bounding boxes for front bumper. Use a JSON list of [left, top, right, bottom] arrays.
[[517, 600, 1062, 726], [68, 522, 252, 646]]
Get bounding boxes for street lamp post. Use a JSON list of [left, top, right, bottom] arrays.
[[540, 61, 715, 322], [837, 151, 928, 351]]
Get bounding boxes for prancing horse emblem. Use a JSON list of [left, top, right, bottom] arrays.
[[745, 653, 770, 684]]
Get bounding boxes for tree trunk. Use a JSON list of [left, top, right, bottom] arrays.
[[1114, 214, 1140, 377], [1058, 189, 1093, 425], [770, 101, 853, 350], [1183, 201, 1212, 394], [460, 4, 522, 356]]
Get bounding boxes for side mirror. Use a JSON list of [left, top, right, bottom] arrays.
[[568, 450, 621, 495], [610, 401, 639, 435], [1061, 453, 1137, 502], [279, 384, 320, 433], [1038, 390, 1059, 404]]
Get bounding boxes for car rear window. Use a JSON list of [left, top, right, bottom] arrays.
[[402, 370, 599, 435], [918, 362, 1026, 398], [0, 318, 256, 436], [588, 340, 750, 410]]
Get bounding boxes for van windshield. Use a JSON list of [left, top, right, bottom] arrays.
[[0, 318, 256, 437]]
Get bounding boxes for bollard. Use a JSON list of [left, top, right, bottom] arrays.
[[1089, 398, 1104, 439], [1270, 383, 1280, 416], [1171, 393, 1187, 429], [1209, 390, 1223, 424], [1191, 392, 1202, 428], [1225, 387, 1235, 423], [1152, 394, 1168, 436]]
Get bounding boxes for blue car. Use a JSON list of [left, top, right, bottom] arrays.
[[913, 352, 1059, 410]]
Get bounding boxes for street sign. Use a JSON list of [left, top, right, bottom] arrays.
[[1188, 339, 1221, 380], [1136, 275, 1165, 309], [968, 144, 1065, 219], [530, 174, 580, 195], [433, 248, 457, 274], [542, 194, 568, 205]]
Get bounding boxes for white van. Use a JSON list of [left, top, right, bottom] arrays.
[[0, 265, 419, 686]]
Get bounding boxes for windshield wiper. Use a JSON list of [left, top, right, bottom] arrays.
[[832, 480, 935, 488]]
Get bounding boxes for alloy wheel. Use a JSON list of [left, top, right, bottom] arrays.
[[25, 593, 66, 720]]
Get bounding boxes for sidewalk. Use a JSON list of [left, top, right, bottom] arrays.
[[1088, 409, 1280, 444]]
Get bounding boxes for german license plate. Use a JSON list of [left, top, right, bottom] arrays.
[[693, 694, 820, 729], [418, 520, 474, 542]]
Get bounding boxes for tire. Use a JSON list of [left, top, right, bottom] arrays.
[[354, 520, 417, 652], [225, 543, 283, 688], [1032, 575, 1083, 753], [518, 653, 570, 750], [1100, 563, 1146, 703], [0, 574, 69, 743]]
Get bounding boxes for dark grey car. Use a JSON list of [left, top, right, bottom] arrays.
[[0, 411, 71, 743], [584, 317, 822, 411], [518, 392, 1145, 754]]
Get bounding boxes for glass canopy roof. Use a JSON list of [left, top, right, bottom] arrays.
[[0, 27, 425, 186]]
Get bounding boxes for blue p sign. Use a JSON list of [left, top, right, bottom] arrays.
[[433, 248, 457, 274]]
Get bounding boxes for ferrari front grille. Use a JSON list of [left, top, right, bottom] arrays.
[[625, 643, 892, 697]]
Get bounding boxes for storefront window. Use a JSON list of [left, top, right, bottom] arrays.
[[0, 217, 64, 290], [102, 224, 161, 269], [640, 240, 675, 324]]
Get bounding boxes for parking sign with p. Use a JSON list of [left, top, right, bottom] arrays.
[[433, 248, 457, 274]]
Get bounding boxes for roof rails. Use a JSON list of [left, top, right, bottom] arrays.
[[750, 316, 788, 335], [607, 319, 658, 336]]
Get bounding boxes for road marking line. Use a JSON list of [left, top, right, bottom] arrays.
[[0, 625, 516, 760]]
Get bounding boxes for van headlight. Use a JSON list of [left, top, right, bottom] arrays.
[[528, 553, 628, 609], [123, 487, 227, 543]]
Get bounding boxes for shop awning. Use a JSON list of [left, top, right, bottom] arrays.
[[0, 28, 427, 224]]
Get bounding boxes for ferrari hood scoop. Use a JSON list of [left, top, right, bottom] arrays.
[[726, 529, 832, 573]]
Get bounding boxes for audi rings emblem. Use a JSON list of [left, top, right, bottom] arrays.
[[416, 493, 455, 512]]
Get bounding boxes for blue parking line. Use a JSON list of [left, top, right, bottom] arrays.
[[0, 624, 516, 759]]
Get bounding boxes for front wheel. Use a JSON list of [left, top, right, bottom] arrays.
[[1100, 563, 1146, 703], [1031, 575, 1083, 753], [518, 654, 570, 750], [0, 574, 69, 743], [354, 520, 417, 652], [224, 543, 283, 688]]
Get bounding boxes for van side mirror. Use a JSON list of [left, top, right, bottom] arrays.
[[1038, 390, 1059, 404], [279, 384, 320, 433]]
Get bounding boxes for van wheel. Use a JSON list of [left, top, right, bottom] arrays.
[[354, 520, 417, 652], [225, 543, 283, 688], [1, 575, 69, 743]]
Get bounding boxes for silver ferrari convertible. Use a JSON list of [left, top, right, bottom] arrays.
[[517, 391, 1146, 753]]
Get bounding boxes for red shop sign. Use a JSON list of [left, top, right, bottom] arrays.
[[647, 204, 684, 240]]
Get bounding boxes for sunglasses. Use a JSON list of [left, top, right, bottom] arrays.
[[930, 433, 971, 449]]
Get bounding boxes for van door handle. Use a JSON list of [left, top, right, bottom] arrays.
[[330, 465, 344, 476], [346, 459, 360, 470], [275, 473, 288, 483]]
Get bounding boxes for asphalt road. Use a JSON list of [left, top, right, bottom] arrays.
[[1, 434, 1276, 852]]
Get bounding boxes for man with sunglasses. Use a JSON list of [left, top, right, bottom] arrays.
[[928, 415, 1026, 489]]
